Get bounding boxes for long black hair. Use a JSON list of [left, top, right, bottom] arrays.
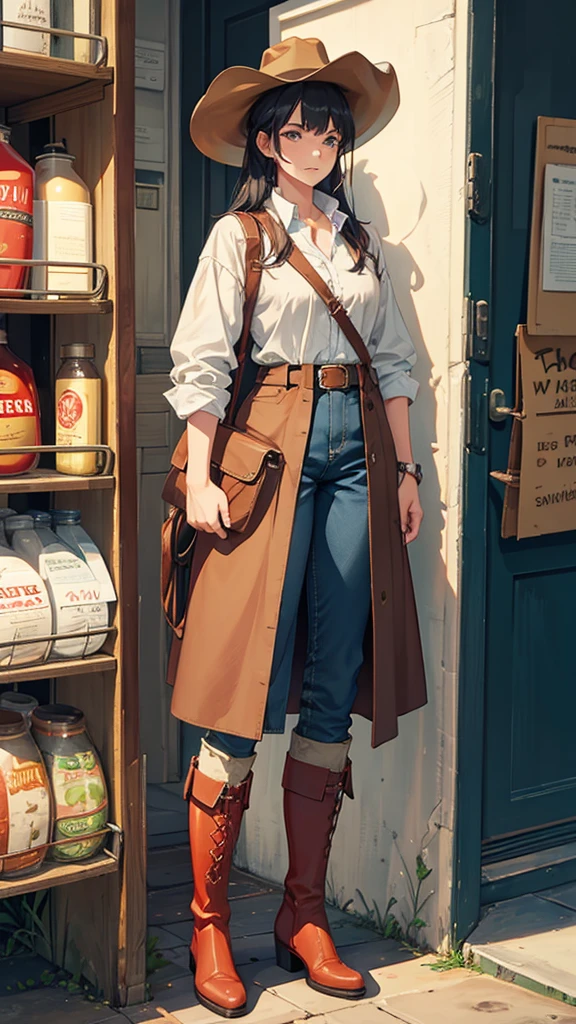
[[226, 80, 378, 275]]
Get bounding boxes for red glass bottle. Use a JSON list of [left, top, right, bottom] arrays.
[[0, 319, 41, 475], [0, 125, 34, 296]]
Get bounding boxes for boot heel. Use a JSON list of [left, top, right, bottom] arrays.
[[275, 938, 303, 974], [189, 950, 196, 974]]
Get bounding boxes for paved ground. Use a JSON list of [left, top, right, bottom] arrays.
[[1, 784, 575, 1022]]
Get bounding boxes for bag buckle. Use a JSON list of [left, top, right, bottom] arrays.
[[317, 364, 350, 390]]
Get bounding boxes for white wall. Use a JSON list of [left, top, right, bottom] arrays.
[[235, 0, 470, 950]]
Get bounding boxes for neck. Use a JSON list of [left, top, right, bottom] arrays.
[[275, 168, 315, 220]]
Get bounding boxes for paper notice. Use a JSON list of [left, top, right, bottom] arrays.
[[517, 326, 576, 538], [542, 163, 576, 291]]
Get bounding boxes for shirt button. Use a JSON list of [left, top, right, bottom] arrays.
[[370, 452, 377, 463]]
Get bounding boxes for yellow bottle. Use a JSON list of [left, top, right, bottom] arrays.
[[32, 140, 93, 298], [55, 344, 101, 476]]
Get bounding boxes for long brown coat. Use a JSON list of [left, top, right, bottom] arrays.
[[168, 361, 427, 748]]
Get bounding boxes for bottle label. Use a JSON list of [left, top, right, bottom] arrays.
[[46, 202, 92, 293], [2, 0, 51, 55], [0, 751, 51, 861], [38, 550, 108, 657], [0, 371, 39, 469], [56, 377, 100, 476], [44, 749, 107, 860], [0, 555, 52, 666]]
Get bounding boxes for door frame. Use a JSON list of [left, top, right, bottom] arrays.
[[453, 0, 496, 942]]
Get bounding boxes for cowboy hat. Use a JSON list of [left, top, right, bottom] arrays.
[[190, 36, 400, 167]]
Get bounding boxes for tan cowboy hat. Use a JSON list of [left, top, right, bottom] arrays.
[[190, 36, 400, 166]]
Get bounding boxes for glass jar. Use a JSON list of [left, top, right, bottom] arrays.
[[0, 693, 39, 718], [0, 710, 51, 877], [31, 704, 108, 862], [55, 343, 101, 477]]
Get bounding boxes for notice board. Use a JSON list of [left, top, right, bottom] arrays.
[[527, 116, 576, 335], [516, 325, 576, 538]]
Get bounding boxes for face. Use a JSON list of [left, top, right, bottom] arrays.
[[256, 102, 341, 187]]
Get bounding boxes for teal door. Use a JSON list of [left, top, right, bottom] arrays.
[[456, 0, 576, 935], [180, 0, 276, 772]]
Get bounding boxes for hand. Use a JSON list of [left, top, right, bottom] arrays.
[[186, 478, 230, 540], [398, 472, 423, 544]]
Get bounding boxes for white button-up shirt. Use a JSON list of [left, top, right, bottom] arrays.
[[164, 187, 419, 421]]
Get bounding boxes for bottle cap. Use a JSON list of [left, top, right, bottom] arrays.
[[0, 692, 39, 715], [5, 515, 34, 534], [60, 343, 95, 359], [27, 510, 52, 526], [36, 139, 75, 162], [0, 125, 12, 143], [51, 509, 81, 525], [32, 704, 86, 738]]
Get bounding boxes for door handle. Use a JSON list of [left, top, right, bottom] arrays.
[[489, 388, 524, 422]]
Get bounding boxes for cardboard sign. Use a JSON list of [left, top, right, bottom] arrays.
[[528, 117, 576, 335], [517, 325, 576, 538]]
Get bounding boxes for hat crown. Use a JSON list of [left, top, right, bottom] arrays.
[[259, 36, 330, 79]]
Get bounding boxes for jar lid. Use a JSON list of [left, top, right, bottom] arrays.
[[51, 509, 81, 525], [0, 709, 27, 737], [0, 693, 39, 713], [5, 515, 34, 533], [32, 703, 85, 737], [0, 508, 17, 520], [60, 344, 95, 360]]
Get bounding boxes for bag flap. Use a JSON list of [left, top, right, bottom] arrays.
[[212, 424, 281, 482]]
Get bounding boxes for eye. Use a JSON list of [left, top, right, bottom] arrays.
[[324, 135, 340, 148], [280, 130, 301, 141]]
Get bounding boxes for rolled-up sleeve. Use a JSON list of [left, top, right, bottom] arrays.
[[368, 230, 420, 405], [164, 216, 246, 422]]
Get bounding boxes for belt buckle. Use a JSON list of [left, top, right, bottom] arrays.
[[317, 364, 350, 390]]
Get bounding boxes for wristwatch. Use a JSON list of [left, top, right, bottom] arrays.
[[397, 461, 423, 485]]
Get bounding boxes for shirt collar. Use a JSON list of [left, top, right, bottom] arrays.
[[267, 186, 348, 233]]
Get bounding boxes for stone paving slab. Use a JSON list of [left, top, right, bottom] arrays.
[[0, 987, 119, 1023], [539, 880, 576, 913], [380, 974, 576, 1023], [469, 893, 576, 1000]]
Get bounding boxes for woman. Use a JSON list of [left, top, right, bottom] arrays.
[[164, 37, 427, 1019]]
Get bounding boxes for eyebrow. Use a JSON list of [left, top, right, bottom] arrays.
[[283, 122, 342, 137]]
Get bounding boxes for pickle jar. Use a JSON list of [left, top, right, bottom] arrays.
[[31, 704, 108, 862], [0, 710, 51, 877]]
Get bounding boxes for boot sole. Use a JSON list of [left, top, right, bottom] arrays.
[[275, 938, 366, 1000], [189, 950, 248, 1018]]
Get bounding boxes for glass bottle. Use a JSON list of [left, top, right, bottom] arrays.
[[55, 343, 101, 476], [0, 125, 34, 295], [0, 317, 42, 475], [32, 140, 93, 297]]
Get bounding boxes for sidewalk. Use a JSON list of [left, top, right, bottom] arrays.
[[2, 784, 575, 1023]]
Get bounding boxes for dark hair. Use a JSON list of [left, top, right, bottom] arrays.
[[226, 80, 378, 275]]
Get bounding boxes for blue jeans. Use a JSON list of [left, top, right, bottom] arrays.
[[205, 385, 371, 758]]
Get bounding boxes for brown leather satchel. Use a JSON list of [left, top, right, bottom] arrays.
[[161, 211, 284, 635]]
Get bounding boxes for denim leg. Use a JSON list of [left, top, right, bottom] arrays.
[[297, 391, 371, 744], [206, 457, 317, 759]]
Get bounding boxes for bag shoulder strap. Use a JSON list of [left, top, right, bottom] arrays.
[[224, 211, 265, 425], [285, 239, 373, 368]]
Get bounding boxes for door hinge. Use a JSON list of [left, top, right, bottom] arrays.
[[463, 296, 490, 363], [466, 152, 490, 224]]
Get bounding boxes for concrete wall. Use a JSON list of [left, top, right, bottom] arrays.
[[235, 0, 470, 950]]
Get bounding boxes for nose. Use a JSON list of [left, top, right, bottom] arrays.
[[311, 149, 321, 157]]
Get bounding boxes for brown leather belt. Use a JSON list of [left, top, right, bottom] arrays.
[[256, 363, 360, 390]]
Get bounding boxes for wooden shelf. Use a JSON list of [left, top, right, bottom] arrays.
[[0, 298, 112, 315], [0, 50, 113, 113], [0, 653, 116, 685], [0, 852, 118, 899], [0, 469, 115, 493]]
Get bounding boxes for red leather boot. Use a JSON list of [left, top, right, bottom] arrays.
[[274, 753, 366, 999], [185, 757, 253, 1018]]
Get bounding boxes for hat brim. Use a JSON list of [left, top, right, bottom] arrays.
[[189, 50, 400, 167]]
